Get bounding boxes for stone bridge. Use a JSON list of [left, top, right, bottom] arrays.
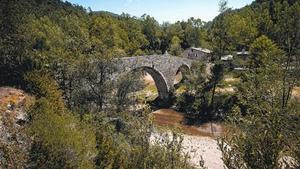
[[114, 53, 194, 101]]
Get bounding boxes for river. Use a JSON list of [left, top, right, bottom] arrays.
[[152, 109, 225, 137], [143, 73, 224, 168], [151, 109, 225, 169]]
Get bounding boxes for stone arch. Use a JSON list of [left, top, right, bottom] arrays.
[[174, 64, 190, 85], [131, 66, 170, 100]]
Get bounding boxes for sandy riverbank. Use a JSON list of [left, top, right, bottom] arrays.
[[182, 135, 223, 169], [152, 109, 224, 169], [150, 131, 223, 169]]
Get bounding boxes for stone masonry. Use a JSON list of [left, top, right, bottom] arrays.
[[114, 53, 193, 101]]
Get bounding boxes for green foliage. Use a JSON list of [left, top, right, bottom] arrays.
[[28, 99, 97, 169], [223, 12, 258, 50], [218, 0, 229, 13], [25, 71, 97, 169], [182, 18, 209, 49], [219, 110, 292, 169], [141, 14, 163, 53], [25, 70, 66, 114], [209, 63, 224, 109], [0, 0, 214, 88], [119, 14, 149, 55], [249, 35, 283, 69], [90, 107, 192, 169], [219, 35, 299, 169], [176, 61, 227, 118], [209, 0, 231, 59], [68, 58, 116, 112], [22, 66, 193, 169], [237, 36, 284, 117], [1, 0, 299, 168], [170, 36, 183, 56], [210, 0, 299, 62], [176, 62, 225, 119], [210, 4, 258, 58], [24, 16, 66, 67], [0, 0, 35, 86], [115, 72, 145, 112]]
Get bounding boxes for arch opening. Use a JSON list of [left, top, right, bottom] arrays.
[[118, 66, 170, 104], [174, 64, 190, 85], [137, 67, 169, 100]]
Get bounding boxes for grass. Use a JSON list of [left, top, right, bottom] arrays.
[[216, 72, 241, 94], [175, 85, 187, 95], [292, 86, 300, 102], [134, 83, 158, 103]]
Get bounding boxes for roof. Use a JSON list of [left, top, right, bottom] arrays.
[[221, 55, 234, 61], [237, 51, 250, 55], [234, 67, 248, 71], [190, 47, 212, 54]]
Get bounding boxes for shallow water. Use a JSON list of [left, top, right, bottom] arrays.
[[152, 109, 225, 138]]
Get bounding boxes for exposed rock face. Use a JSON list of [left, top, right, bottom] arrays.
[[0, 87, 34, 168], [0, 87, 29, 128]]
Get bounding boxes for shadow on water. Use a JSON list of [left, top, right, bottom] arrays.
[[147, 96, 174, 109], [151, 109, 226, 138]]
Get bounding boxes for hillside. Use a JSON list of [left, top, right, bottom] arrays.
[[0, 0, 299, 168]]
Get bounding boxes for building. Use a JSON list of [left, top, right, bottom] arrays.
[[234, 50, 250, 70], [221, 55, 234, 61], [221, 54, 234, 68], [236, 50, 250, 60], [236, 51, 250, 56], [182, 47, 212, 61]]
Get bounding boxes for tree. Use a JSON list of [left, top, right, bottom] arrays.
[[210, 0, 231, 60], [161, 22, 183, 52], [67, 58, 116, 113], [181, 18, 209, 49], [28, 104, 97, 169], [218, 36, 299, 169], [141, 15, 162, 54], [25, 71, 97, 169], [176, 62, 213, 119], [209, 63, 224, 111], [273, 1, 300, 108], [224, 12, 258, 50], [219, 0, 228, 13], [115, 72, 145, 112], [170, 36, 183, 56], [0, 0, 35, 86], [120, 15, 149, 55]]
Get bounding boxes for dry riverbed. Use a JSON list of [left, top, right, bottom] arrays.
[[143, 73, 224, 169], [152, 109, 224, 169]]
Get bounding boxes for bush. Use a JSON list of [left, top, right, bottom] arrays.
[[25, 71, 97, 169], [28, 100, 97, 169]]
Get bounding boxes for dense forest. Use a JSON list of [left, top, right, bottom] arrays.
[[0, 0, 299, 168]]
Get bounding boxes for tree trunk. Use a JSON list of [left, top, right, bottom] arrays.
[[211, 83, 216, 112]]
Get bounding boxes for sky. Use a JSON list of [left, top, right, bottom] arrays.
[[66, 0, 254, 23]]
